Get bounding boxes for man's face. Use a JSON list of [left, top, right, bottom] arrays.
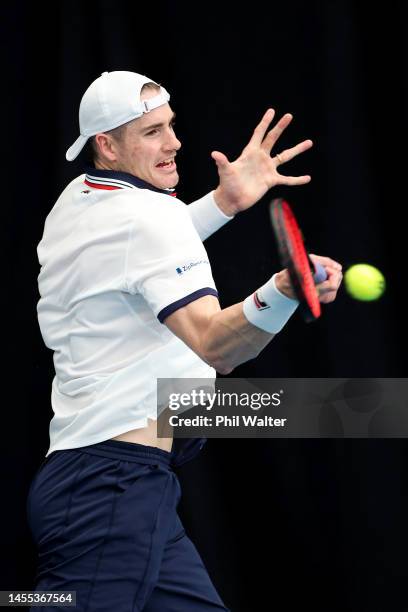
[[113, 89, 181, 189]]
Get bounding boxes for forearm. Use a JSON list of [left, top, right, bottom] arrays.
[[165, 273, 298, 375], [202, 302, 274, 375], [202, 273, 298, 373], [201, 271, 298, 374]]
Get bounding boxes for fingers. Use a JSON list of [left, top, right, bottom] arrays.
[[273, 140, 313, 166], [316, 266, 343, 303], [248, 108, 276, 147], [249, 109, 313, 174], [277, 174, 312, 186], [261, 113, 294, 152], [318, 290, 338, 304], [211, 150, 230, 169], [273, 140, 313, 184], [317, 267, 343, 289], [308, 255, 343, 304], [309, 254, 342, 272]]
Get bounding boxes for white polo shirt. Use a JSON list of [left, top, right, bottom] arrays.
[[37, 168, 232, 455]]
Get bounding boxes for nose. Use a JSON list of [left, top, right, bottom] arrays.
[[164, 127, 181, 152]]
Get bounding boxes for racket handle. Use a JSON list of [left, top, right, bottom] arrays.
[[313, 261, 328, 284]]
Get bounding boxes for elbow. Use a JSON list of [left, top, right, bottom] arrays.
[[201, 326, 264, 375], [203, 350, 236, 376], [205, 348, 263, 375], [215, 363, 235, 376]]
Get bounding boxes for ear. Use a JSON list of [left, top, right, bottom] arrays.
[[94, 133, 118, 162]]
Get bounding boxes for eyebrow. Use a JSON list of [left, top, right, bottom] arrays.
[[141, 112, 176, 133]]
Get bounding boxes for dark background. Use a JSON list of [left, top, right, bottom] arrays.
[[4, 1, 408, 610]]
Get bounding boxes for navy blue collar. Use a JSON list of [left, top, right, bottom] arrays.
[[83, 166, 177, 196]]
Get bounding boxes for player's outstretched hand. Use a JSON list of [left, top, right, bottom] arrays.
[[212, 109, 313, 216]]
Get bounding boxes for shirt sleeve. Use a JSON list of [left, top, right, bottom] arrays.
[[187, 191, 234, 241], [124, 199, 219, 322]]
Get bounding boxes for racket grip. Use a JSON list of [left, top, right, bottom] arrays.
[[313, 261, 328, 284]]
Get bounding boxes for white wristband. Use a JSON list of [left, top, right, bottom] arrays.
[[187, 191, 234, 241], [243, 274, 299, 333]]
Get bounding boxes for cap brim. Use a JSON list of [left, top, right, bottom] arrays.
[[66, 134, 89, 161]]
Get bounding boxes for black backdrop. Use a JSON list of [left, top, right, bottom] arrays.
[[3, 1, 408, 610]]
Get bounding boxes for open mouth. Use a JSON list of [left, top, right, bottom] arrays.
[[156, 158, 175, 169]]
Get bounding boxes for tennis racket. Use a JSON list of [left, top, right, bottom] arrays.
[[269, 198, 327, 322]]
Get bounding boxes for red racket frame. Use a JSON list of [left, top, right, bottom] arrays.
[[270, 198, 321, 322]]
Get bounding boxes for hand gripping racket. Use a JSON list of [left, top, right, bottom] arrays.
[[269, 198, 327, 322]]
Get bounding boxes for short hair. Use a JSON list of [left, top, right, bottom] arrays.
[[84, 81, 161, 166]]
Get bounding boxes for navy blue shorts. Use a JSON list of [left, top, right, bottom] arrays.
[[26, 438, 229, 611]]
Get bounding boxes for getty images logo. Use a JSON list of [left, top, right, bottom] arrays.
[[176, 260, 209, 275]]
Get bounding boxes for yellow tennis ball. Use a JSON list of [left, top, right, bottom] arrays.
[[344, 264, 386, 301]]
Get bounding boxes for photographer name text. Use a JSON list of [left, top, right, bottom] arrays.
[[168, 415, 287, 428]]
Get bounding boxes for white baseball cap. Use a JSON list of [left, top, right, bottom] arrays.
[[66, 70, 170, 161]]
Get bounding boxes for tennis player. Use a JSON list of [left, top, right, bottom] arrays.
[[27, 71, 342, 611]]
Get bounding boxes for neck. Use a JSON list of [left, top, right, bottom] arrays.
[[94, 160, 118, 172]]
